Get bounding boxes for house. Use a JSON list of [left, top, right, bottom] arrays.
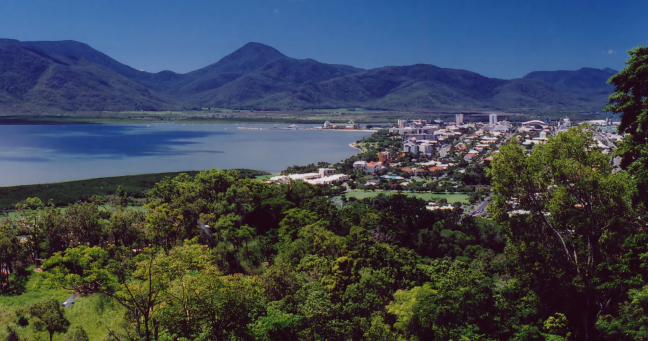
[[380, 174, 405, 180], [353, 161, 367, 171], [401, 168, 424, 176], [379, 152, 392, 163], [366, 161, 384, 173], [464, 152, 478, 161]]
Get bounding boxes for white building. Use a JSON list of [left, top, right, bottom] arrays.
[[489, 113, 498, 125], [402, 142, 418, 155], [456, 113, 464, 125], [418, 143, 433, 155], [353, 161, 367, 171], [319, 168, 335, 177], [365, 161, 384, 173], [306, 174, 349, 185]]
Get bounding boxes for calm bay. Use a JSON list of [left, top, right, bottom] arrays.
[[0, 123, 371, 186]]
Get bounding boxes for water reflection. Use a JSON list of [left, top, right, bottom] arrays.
[[0, 124, 371, 186], [0, 125, 228, 160]]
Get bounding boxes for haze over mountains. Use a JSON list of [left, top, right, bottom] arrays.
[[0, 39, 616, 113]]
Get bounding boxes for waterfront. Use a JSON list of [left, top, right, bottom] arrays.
[[0, 123, 371, 186]]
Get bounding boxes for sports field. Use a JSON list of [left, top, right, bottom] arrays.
[[339, 190, 470, 203]]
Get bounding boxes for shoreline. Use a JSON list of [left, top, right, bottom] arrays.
[[349, 143, 363, 152]]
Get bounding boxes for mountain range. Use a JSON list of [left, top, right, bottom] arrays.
[[0, 39, 617, 113]]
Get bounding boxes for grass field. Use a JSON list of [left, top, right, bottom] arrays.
[[0, 268, 125, 341], [0, 169, 269, 210], [254, 174, 277, 181], [338, 190, 470, 203]]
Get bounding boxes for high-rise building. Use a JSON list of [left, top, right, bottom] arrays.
[[379, 152, 392, 163], [419, 143, 433, 155], [456, 113, 464, 125], [398, 119, 407, 128], [489, 113, 498, 125]]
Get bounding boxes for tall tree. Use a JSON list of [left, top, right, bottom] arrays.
[[605, 45, 648, 205], [488, 126, 639, 340]]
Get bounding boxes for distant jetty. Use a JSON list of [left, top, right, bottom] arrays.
[[236, 126, 301, 131], [237, 126, 374, 132]]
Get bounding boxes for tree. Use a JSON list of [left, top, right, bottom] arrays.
[[27, 298, 70, 341], [0, 224, 21, 292], [106, 208, 146, 248], [605, 45, 648, 205], [597, 285, 648, 340], [5, 327, 21, 341], [488, 126, 639, 340], [64, 326, 89, 341], [114, 185, 129, 207], [384, 262, 495, 340]]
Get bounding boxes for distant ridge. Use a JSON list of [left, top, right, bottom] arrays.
[[0, 39, 616, 113], [523, 67, 617, 95]]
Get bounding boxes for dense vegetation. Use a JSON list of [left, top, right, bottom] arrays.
[[0, 169, 269, 211], [1, 47, 647, 341], [2, 123, 648, 341]]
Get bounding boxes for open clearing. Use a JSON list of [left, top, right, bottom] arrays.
[[339, 190, 470, 203], [0, 268, 125, 340]]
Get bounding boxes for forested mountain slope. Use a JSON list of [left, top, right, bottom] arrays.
[[0, 39, 614, 112]]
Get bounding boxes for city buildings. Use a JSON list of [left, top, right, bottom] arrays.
[[353, 161, 367, 171], [489, 113, 498, 125], [366, 161, 384, 173], [353, 161, 384, 173], [268, 168, 344, 184], [378, 152, 392, 163]]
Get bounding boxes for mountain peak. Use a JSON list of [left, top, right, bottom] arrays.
[[187, 42, 289, 78], [227, 42, 287, 61]]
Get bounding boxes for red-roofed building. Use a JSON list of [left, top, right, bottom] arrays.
[[464, 153, 478, 161], [379, 152, 392, 163], [365, 161, 384, 173], [401, 168, 423, 175]]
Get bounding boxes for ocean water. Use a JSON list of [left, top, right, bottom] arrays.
[[0, 123, 371, 186]]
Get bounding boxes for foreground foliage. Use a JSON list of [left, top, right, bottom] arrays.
[[3, 48, 648, 339]]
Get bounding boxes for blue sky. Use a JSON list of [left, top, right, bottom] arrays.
[[0, 0, 644, 78]]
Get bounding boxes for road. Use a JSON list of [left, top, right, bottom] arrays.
[[469, 195, 491, 216]]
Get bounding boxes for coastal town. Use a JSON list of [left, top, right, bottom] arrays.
[[266, 113, 623, 215]]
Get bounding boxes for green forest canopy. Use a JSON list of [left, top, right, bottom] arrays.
[[1, 47, 648, 341]]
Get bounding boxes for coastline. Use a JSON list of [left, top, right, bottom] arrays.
[[349, 143, 363, 152]]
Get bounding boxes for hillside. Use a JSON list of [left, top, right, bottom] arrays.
[[0, 40, 177, 112], [523, 67, 617, 106], [0, 39, 616, 113]]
